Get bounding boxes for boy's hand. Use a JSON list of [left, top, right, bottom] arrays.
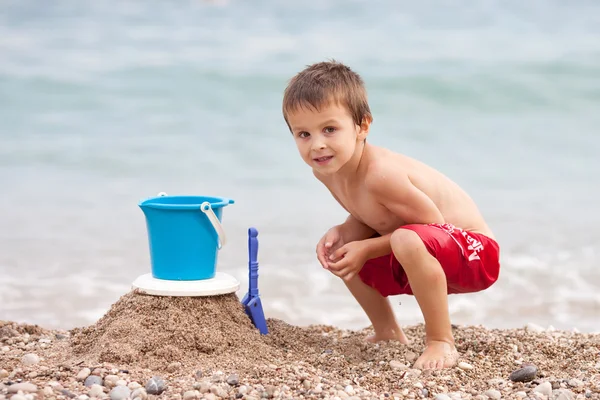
[[327, 240, 371, 282], [316, 225, 345, 269]]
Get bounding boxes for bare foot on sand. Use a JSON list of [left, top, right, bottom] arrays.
[[413, 340, 459, 370], [366, 329, 410, 345]]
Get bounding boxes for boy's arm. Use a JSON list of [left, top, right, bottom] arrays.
[[339, 214, 377, 243], [363, 168, 445, 259]]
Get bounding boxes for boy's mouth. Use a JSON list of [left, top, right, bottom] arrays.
[[313, 156, 333, 165]]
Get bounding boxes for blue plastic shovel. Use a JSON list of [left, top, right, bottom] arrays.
[[241, 227, 268, 335]]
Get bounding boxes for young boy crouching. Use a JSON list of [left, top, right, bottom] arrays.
[[282, 60, 500, 370]]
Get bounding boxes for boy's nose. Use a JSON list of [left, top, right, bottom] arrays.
[[311, 139, 327, 150]]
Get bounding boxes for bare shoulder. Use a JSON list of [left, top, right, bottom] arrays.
[[362, 146, 412, 194]]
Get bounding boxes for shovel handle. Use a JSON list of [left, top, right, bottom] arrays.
[[248, 227, 259, 297]]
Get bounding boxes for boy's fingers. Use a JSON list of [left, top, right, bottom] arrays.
[[316, 241, 329, 269], [333, 268, 355, 282], [329, 246, 347, 261], [318, 253, 329, 269], [328, 258, 347, 271]]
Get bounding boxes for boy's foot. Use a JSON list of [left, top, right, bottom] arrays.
[[413, 340, 459, 370], [366, 329, 410, 345]]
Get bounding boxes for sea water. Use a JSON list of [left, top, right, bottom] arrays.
[[1, 0, 599, 332]]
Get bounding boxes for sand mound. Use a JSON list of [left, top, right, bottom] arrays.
[[69, 290, 284, 373]]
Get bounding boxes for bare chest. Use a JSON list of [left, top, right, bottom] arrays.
[[332, 185, 404, 234]]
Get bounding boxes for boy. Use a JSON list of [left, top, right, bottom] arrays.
[[281, 60, 500, 370]]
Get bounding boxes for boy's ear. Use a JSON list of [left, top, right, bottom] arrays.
[[358, 115, 373, 139]]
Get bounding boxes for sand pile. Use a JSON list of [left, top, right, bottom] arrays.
[[1, 290, 600, 399], [69, 290, 284, 373]]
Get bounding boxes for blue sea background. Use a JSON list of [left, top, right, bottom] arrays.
[[1, 0, 599, 333]]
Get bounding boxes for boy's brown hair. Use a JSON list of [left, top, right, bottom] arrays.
[[282, 60, 373, 131]]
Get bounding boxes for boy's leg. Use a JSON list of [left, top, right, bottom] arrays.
[[343, 276, 409, 344], [390, 228, 459, 370]]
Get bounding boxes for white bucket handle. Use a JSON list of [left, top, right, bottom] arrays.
[[200, 201, 227, 249]]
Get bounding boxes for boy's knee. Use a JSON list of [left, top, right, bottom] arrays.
[[390, 228, 426, 265]]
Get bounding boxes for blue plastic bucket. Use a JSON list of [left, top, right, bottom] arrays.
[[139, 194, 234, 281]]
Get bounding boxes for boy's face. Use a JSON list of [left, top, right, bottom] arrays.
[[287, 103, 369, 175]]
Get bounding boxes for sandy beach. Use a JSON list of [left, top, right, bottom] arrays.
[[1, 291, 599, 400]]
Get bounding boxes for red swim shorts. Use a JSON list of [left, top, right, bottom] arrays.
[[358, 223, 500, 296]]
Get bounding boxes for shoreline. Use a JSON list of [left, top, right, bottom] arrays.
[[1, 291, 599, 400]]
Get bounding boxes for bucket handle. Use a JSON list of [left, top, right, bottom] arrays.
[[200, 201, 227, 249]]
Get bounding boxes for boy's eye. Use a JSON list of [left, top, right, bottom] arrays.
[[298, 131, 310, 138], [324, 127, 336, 133]]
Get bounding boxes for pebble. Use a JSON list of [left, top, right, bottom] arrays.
[[227, 373, 239, 386], [88, 384, 104, 398], [48, 381, 63, 390], [109, 385, 131, 400], [183, 390, 199, 400], [196, 382, 211, 393], [458, 362, 473, 371], [212, 386, 228, 398], [21, 353, 40, 366], [389, 360, 408, 370], [131, 388, 147, 400], [312, 384, 323, 394], [483, 389, 501, 400], [8, 382, 38, 393], [211, 372, 224, 383], [533, 381, 553, 396], [344, 385, 355, 395], [434, 395, 451, 400], [104, 375, 120, 388], [509, 365, 538, 382], [0, 370, 8, 379], [554, 389, 575, 400], [61, 388, 77, 398], [567, 378, 583, 388], [77, 368, 91, 381], [145, 376, 166, 395], [337, 390, 349, 398], [406, 369, 422, 379], [84, 375, 103, 387]]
